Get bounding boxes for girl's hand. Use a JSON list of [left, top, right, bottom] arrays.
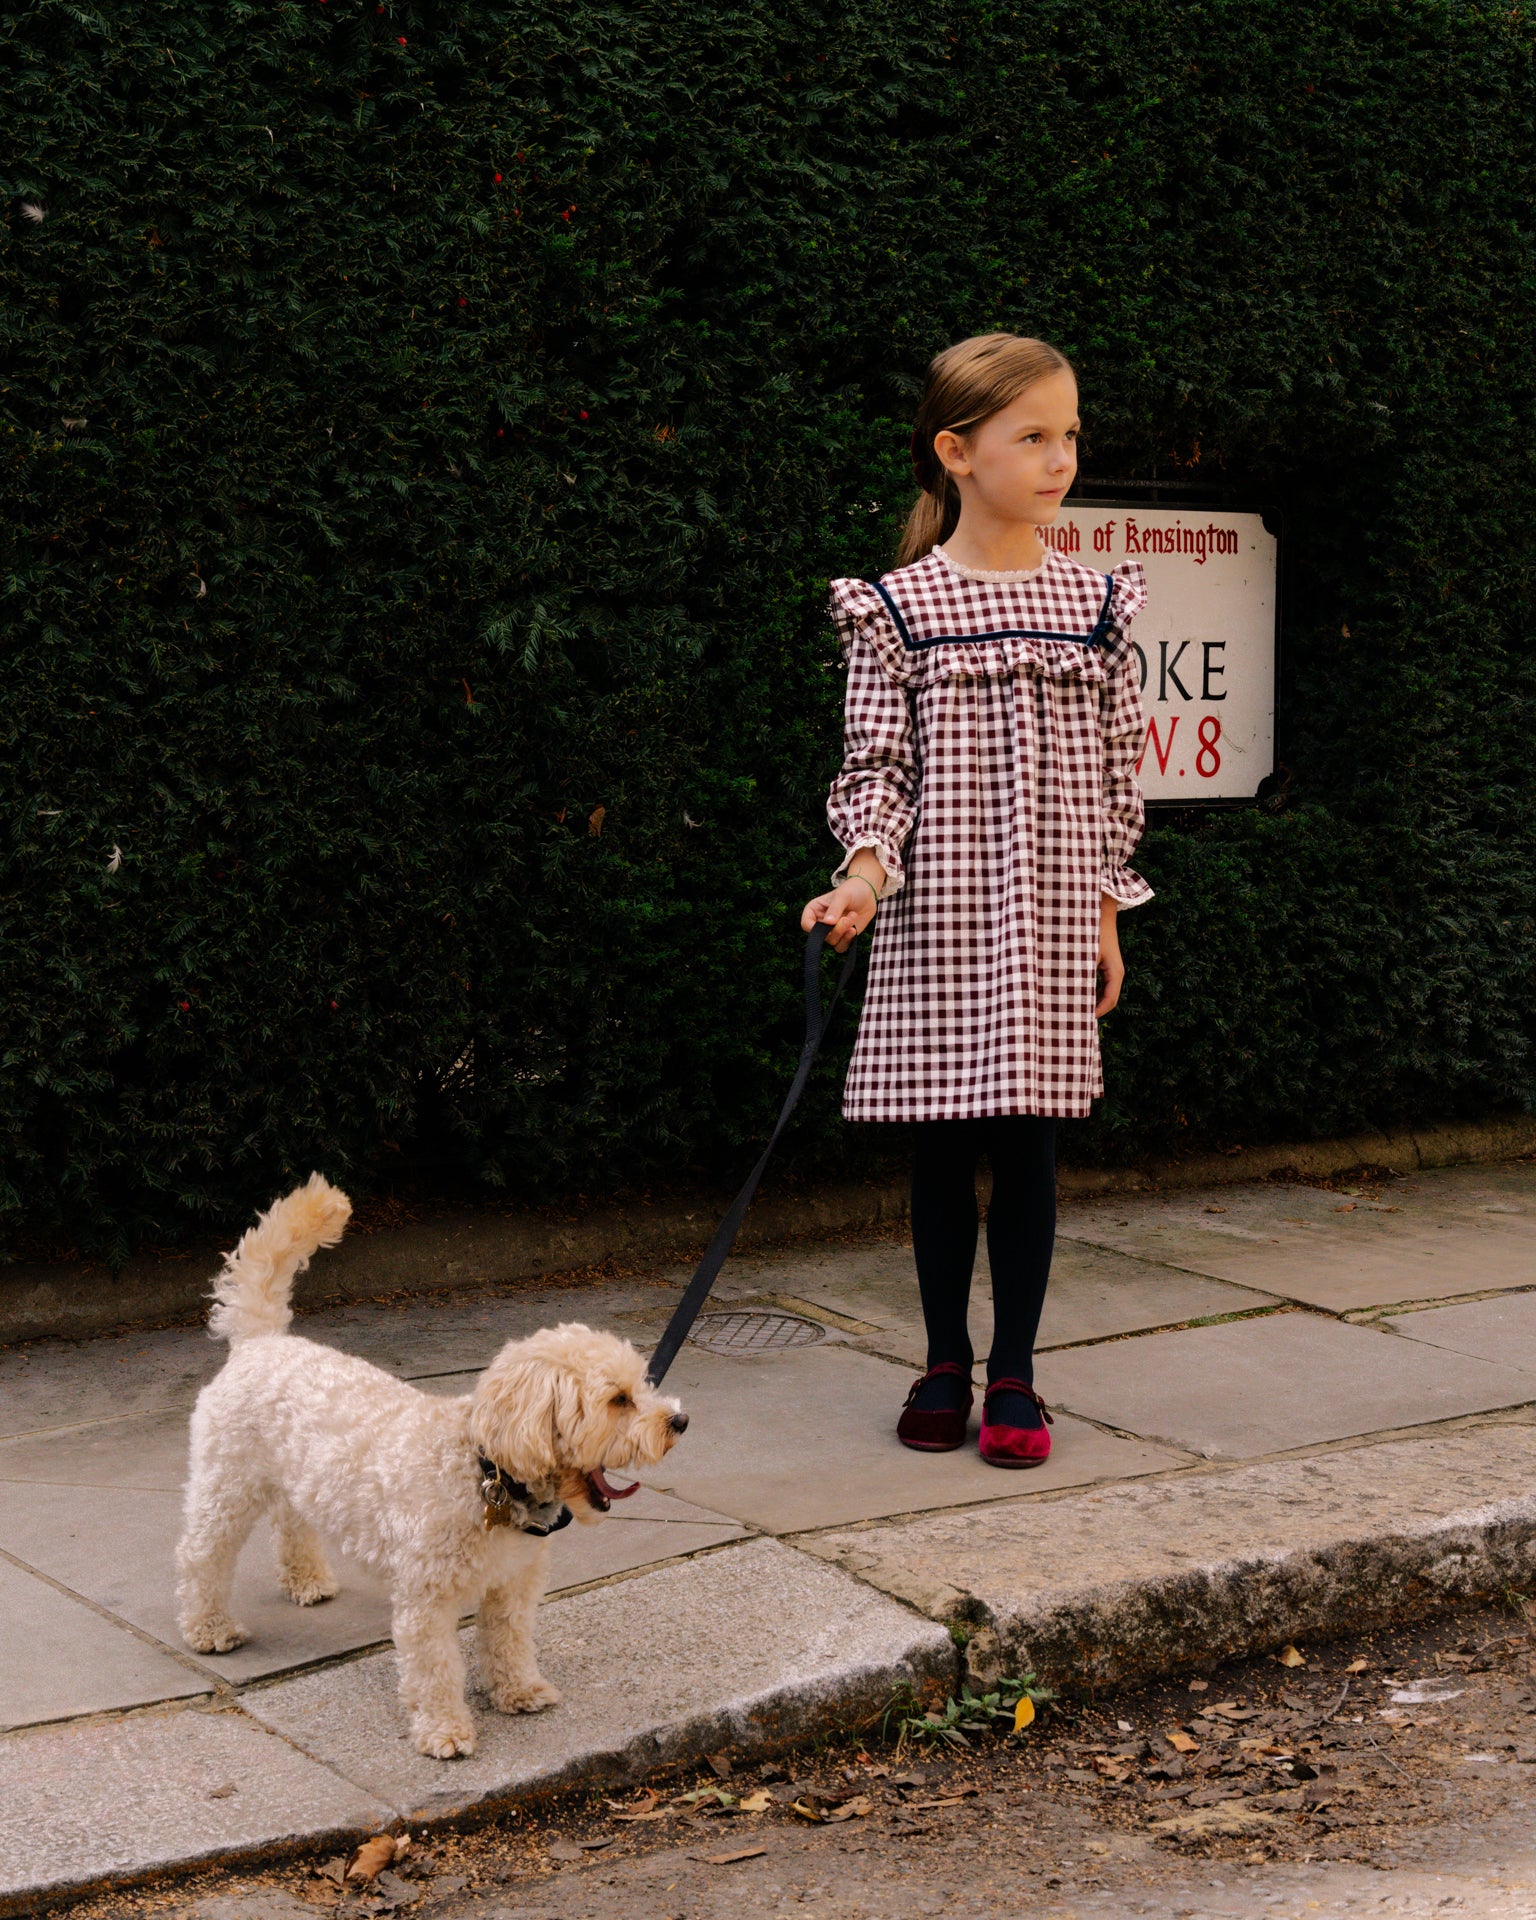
[[1095, 895, 1124, 1016], [801, 877, 878, 954]]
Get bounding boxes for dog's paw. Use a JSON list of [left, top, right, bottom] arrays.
[[413, 1717, 477, 1760], [279, 1572, 339, 1608], [180, 1613, 249, 1655], [490, 1677, 562, 1715]]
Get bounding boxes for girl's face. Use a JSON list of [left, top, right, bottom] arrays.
[[934, 370, 1080, 527]]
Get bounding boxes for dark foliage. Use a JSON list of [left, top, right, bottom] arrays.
[[3, 0, 1533, 1255]]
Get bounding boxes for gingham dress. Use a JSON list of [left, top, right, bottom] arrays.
[[826, 543, 1153, 1122]]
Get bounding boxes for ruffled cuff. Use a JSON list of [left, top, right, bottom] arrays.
[[1101, 866, 1154, 909], [833, 836, 906, 898]]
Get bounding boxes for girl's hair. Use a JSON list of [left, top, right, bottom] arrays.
[[895, 332, 1074, 568]]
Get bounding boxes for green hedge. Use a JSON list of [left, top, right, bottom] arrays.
[[4, 0, 1535, 1255]]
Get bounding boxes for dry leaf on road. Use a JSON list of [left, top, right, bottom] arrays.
[[1166, 1731, 1200, 1754], [706, 1749, 733, 1779], [736, 1790, 774, 1813], [1345, 1657, 1370, 1674], [345, 1835, 397, 1885], [1277, 1644, 1307, 1668], [1013, 1696, 1035, 1731], [696, 1847, 766, 1865]]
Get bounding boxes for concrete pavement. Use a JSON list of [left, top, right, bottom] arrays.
[[4, 1157, 1536, 1910]]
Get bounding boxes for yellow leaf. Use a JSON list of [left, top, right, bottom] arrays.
[[1277, 1644, 1306, 1668], [1344, 1657, 1369, 1674], [1167, 1730, 1199, 1754], [1013, 1695, 1035, 1732], [736, 1790, 773, 1813]]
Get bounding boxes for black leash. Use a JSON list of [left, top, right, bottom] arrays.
[[646, 920, 862, 1386]]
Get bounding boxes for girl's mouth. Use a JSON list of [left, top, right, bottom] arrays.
[[583, 1467, 642, 1512]]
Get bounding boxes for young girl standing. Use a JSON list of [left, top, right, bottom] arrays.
[[801, 333, 1153, 1467]]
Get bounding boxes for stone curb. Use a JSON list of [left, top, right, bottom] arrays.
[[798, 1421, 1536, 1691], [5, 1114, 1534, 1346]]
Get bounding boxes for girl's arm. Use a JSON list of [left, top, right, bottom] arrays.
[[802, 628, 918, 954], [1097, 580, 1155, 1014]]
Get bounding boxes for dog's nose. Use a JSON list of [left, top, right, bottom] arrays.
[[669, 1412, 689, 1434]]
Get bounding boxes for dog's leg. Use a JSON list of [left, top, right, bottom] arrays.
[[175, 1475, 265, 1654], [479, 1545, 560, 1714], [393, 1590, 477, 1759], [272, 1500, 338, 1607]]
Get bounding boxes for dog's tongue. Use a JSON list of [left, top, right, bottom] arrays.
[[587, 1467, 642, 1506]]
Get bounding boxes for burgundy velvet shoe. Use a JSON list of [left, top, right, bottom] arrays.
[[896, 1362, 974, 1452], [978, 1378, 1054, 1467]]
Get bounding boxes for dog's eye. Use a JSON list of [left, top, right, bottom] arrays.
[[610, 1392, 632, 1409]]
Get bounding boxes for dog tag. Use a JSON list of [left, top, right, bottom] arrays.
[[481, 1475, 515, 1530]]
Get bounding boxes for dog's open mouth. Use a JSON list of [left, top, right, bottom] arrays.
[[583, 1467, 642, 1512]]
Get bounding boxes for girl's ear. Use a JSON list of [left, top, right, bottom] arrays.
[[932, 427, 972, 479]]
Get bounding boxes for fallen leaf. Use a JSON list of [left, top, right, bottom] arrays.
[[822, 1796, 874, 1822], [736, 1790, 774, 1814], [575, 1838, 614, 1852], [1167, 1731, 1200, 1754], [1013, 1696, 1036, 1732], [606, 1789, 658, 1814], [891, 1770, 928, 1788], [610, 1808, 669, 1823], [1188, 1679, 1209, 1693], [697, 1847, 766, 1865], [374, 1869, 424, 1910], [547, 1838, 586, 1862], [1092, 1756, 1135, 1781], [706, 1749, 733, 1779], [588, 804, 606, 837], [1203, 1205, 1228, 1214], [1277, 1644, 1307, 1668], [206, 1782, 238, 1800], [315, 1857, 348, 1888], [1332, 1203, 1357, 1212], [1344, 1658, 1369, 1674], [905, 1789, 978, 1810], [789, 1800, 824, 1823], [345, 1835, 398, 1885]]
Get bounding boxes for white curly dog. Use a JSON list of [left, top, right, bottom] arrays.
[[175, 1174, 688, 1758]]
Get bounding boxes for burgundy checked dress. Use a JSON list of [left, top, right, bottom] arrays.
[[826, 543, 1154, 1123]]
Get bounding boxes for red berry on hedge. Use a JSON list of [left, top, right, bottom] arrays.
[[580, 409, 589, 419], [494, 172, 502, 183], [397, 34, 407, 43]]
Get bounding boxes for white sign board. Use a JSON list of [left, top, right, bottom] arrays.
[[1049, 504, 1277, 802]]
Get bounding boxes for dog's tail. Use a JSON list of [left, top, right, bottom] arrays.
[[207, 1173, 352, 1343]]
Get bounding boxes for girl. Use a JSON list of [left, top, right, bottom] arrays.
[[800, 333, 1153, 1467]]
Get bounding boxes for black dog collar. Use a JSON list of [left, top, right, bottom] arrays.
[[477, 1453, 573, 1536]]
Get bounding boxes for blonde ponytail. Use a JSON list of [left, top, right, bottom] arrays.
[[894, 332, 1073, 568]]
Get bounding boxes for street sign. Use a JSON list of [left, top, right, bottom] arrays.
[[1051, 502, 1278, 803]]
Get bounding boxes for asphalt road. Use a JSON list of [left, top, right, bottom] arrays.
[[102, 1602, 1536, 1920]]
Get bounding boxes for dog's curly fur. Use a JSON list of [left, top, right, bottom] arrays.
[[175, 1174, 687, 1758]]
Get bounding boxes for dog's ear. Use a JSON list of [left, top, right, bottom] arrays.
[[469, 1355, 583, 1481]]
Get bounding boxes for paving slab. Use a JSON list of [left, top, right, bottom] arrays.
[[0, 1435, 746, 1707], [1039, 1310, 1536, 1458], [0, 1704, 392, 1910], [650, 1342, 1187, 1531], [243, 1537, 951, 1819], [800, 1420, 1536, 1684], [711, 1235, 1276, 1371], [0, 1554, 210, 1732], [1060, 1161, 1536, 1311], [1380, 1291, 1536, 1378]]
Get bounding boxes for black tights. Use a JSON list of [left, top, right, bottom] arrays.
[[909, 1116, 1057, 1419]]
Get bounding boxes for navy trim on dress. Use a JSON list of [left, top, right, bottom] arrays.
[[867, 572, 1117, 653]]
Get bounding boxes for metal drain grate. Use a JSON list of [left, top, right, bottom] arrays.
[[688, 1310, 828, 1355]]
